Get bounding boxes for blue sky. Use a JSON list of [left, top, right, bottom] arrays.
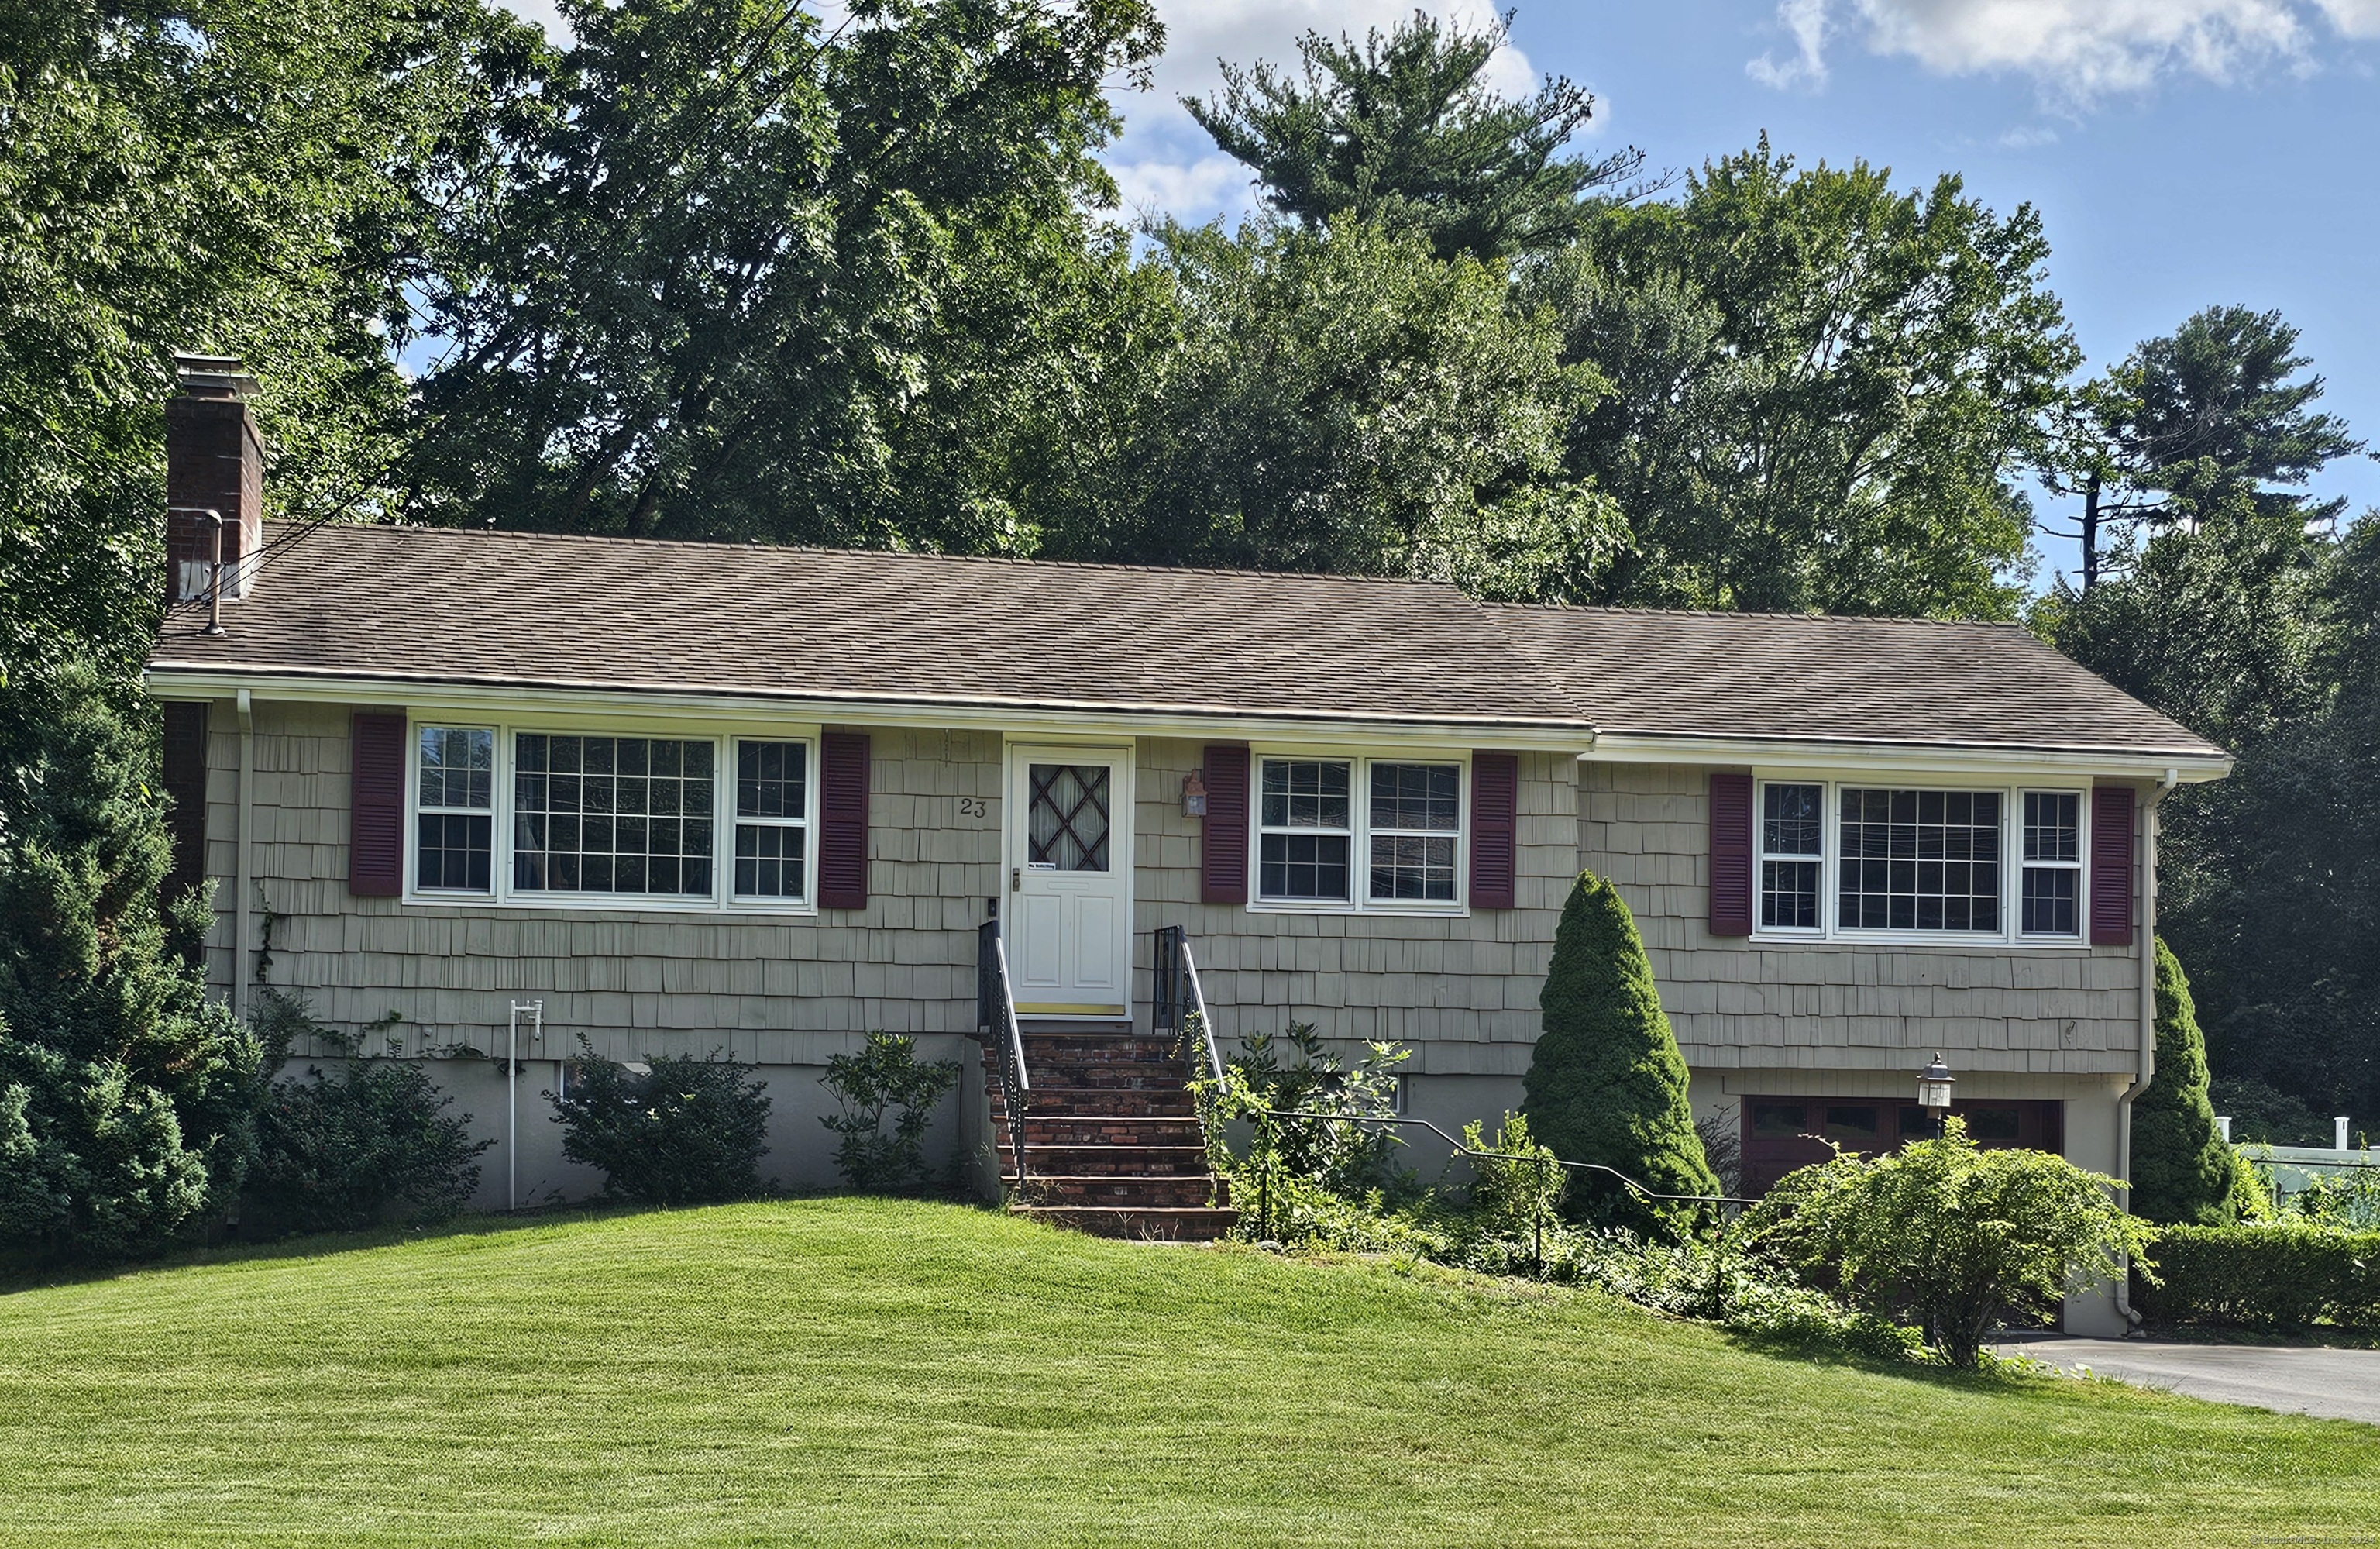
[[1100, 0, 2380, 586]]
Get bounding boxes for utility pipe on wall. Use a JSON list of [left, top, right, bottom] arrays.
[[2113, 767, 2179, 1330], [232, 689, 253, 1021], [507, 1000, 544, 1210]]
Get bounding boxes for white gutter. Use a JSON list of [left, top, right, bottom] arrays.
[[2113, 766, 2180, 1332], [232, 689, 253, 1021], [139, 669, 1592, 755]]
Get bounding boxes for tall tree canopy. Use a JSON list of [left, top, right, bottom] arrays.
[[1027, 219, 1622, 596], [1183, 9, 1642, 263], [1532, 141, 2078, 618], [2156, 516, 2380, 1124], [402, 0, 1161, 549], [2041, 305, 2364, 589], [0, 0, 531, 688]]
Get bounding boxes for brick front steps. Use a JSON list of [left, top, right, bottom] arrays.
[[982, 1023, 1235, 1242]]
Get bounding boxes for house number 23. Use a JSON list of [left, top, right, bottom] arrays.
[[955, 797, 989, 818]]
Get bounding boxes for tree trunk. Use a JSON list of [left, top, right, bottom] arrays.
[[2081, 471, 2101, 593]]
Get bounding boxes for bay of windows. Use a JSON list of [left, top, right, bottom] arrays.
[[409, 725, 813, 907], [1755, 780, 2084, 941], [1257, 757, 1462, 907]]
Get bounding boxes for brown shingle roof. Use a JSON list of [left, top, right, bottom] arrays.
[[147, 525, 1578, 728], [1491, 603, 2225, 759], [144, 523, 2224, 760]]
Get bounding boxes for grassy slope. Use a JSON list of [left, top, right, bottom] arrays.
[[1, 1200, 2375, 1547]]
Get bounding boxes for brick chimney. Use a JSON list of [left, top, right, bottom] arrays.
[[164, 353, 264, 607]]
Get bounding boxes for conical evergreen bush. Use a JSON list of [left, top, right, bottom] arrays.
[[2129, 938, 2236, 1226], [1521, 870, 1716, 1225], [0, 668, 261, 1262]]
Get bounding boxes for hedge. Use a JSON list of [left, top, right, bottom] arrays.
[[2134, 1224, 2380, 1329]]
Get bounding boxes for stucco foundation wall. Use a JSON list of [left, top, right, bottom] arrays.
[[1580, 761, 2146, 1079], [1130, 742, 1577, 1079], [196, 700, 1004, 1058]]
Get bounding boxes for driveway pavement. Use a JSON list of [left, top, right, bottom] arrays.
[[1993, 1331, 2380, 1425]]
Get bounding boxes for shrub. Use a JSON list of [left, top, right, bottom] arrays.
[[2136, 1224, 2380, 1329], [552, 1038, 772, 1204], [242, 994, 489, 1235], [1521, 870, 1716, 1227], [0, 668, 263, 1262], [1749, 1118, 2155, 1368], [2131, 940, 2234, 1225], [1461, 1111, 1566, 1245], [1225, 1021, 1409, 1196], [819, 1031, 959, 1192]]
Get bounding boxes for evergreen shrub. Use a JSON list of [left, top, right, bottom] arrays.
[[553, 1038, 772, 1204], [1521, 870, 1716, 1227], [0, 668, 262, 1263], [2130, 940, 2236, 1225], [243, 993, 489, 1235]]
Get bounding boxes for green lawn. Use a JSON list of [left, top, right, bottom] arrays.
[[2, 1200, 2375, 1546]]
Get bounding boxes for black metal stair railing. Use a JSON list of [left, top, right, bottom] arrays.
[[976, 918, 1031, 1189]]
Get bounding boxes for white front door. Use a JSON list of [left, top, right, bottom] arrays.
[[1006, 745, 1133, 1017]]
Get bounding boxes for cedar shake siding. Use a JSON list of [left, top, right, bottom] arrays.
[[1579, 761, 2146, 1076], [190, 706, 1576, 1080]]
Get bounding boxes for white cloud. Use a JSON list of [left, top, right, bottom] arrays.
[[2314, 0, 2380, 34], [1106, 153, 1253, 224], [1749, 0, 2380, 102], [1747, 0, 1834, 88]]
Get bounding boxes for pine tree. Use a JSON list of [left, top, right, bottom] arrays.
[[2128, 938, 2234, 1226], [1522, 870, 1717, 1225], [0, 667, 260, 1262]]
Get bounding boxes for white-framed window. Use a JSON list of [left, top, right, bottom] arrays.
[[1254, 755, 1466, 912], [732, 738, 809, 902], [1751, 778, 2087, 945], [1759, 782, 1823, 931], [2020, 790, 2083, 938], [404, 718, 817, 914], [415, 725, 494, 893]]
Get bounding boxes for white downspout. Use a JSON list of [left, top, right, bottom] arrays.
[[233, 689, 253, 1021], [2113, 767, 2179, 1332]]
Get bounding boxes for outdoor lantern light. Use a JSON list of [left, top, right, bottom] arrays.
[[1182, 769, 1208, 818], [1917, 1053, 1956, 1117]]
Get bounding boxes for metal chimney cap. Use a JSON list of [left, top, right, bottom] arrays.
[[171, 352, 258, 400]]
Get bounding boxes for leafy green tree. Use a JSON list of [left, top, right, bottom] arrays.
[[1751, 1119, 2155, 1369], [1035, 219, 1622, 597], [404, 0, 1160, 552], [2131, 941, 2235, 1226], [1183, 9, 1644, 262], [2156, 516, 2380, 1123], [1522, 870, 1717, 1225], [2041, 305, 2364, 589], [0, 0, 536, 689], [1529, 139, 2079, 618], [0, 667, 261, 1262]]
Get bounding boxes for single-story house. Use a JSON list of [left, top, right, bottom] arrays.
[[145, 360, 2229, 1330]]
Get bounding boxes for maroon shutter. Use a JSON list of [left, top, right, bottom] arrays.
[[160, 702, 209, 905], [819, 731, 870, 909], [1470, 752, 1518, 909], [2091, 785, 2136, 946], [1708, 772, 1754, 937], [349, 711, 406, 897], [1201, 743, 1249, 904]]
